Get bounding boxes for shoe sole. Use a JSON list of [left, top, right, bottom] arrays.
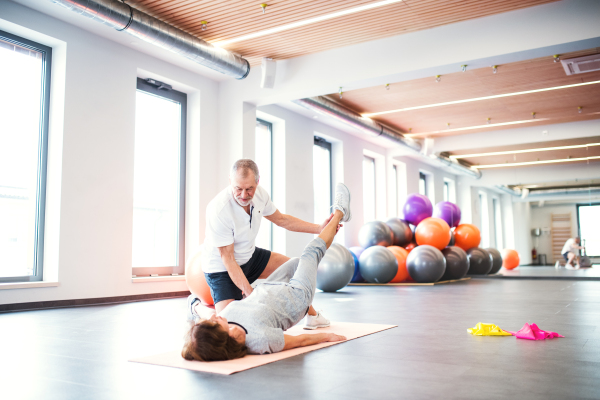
[[303, 323, 331, 330]]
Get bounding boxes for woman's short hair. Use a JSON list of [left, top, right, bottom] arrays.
[[181, 320, 247, 361]]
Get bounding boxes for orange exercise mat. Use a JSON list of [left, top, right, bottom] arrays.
[[129, 321, 396, 375]]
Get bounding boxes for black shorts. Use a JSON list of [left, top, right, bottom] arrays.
[[563, 252, 570, 261], [204, 247, 271, 304]]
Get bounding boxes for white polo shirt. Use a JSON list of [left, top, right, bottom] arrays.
[[561, 238, 579, 255], [202, 185, 277, 273]]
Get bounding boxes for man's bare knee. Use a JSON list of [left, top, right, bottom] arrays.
[[215, 299, 234, 314], [259, 252, 291, 279]]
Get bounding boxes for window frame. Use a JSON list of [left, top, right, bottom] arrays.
[[363, 155, 377, 223], [132, 78, 187, 277], [0, 30, 52, 283], [392, 164, 399, 216], [314, 136, 333, 209], [576, 202, 600, 257], [419, 172, 428, 197], [256, 118, 274, 250]]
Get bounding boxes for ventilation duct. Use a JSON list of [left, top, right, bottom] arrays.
[[293, 96, 482, 179], [527, 186, 600, 198], [494, 185, 521, 197], [50, 0, 250, 79], [561, 54, 600, 75]]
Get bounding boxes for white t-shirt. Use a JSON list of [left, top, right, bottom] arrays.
[[202, 185, 277, 273], [561, 238, 579, 255]]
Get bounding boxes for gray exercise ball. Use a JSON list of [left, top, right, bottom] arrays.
[[358, 246, 398, 283], [316, 244, 355, 292], [386, 218, 413, 247], [358, 221, 393, 249], [467, 248, 493, 275], [407, 245, 446, 283], [485, 248, 503, 274], [580, 256, 592, 268], [441, 246, 469, 280]]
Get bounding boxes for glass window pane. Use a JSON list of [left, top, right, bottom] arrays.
[[479, 192, 490, 248], [313, 143, 331, 223], [255, 120, 272, 250], [578, 205, 600, 256], [0, 37, 45, 279], [443, 181, 449, 202], [494, 198, 503, 249], [132, 91, 182, 268], [419, 173, 427, 197], [363, 156, 376, 223], [391, 165, 398, 217]]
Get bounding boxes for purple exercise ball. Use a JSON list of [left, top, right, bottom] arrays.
[[349, 246, 365, 283], [433, 201, 461, 228], [402, 194, 433, 226]]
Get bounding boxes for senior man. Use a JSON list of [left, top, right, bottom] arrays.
[[199, 159, 338, 330]]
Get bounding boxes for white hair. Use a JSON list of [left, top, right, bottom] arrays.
[[230, 159, 260, 183]]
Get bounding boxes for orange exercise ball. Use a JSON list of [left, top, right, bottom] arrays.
[[454, 224, 481, 251], [185, 249, 214, 306], [387, 246, 410, 283], [415, 217, 451, 250], [502, 249, 520, 270], [405, 242, 417, 253]]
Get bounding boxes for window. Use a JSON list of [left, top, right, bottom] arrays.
[[363, 156, 376, 223], [132, 78, 186, 276], [493, 198, 503, 249], [479, 192, 489, 248], [419, 172, 428, 197], [443, 181, 450, 202], [0, 31, 51, 283], [577, 204, 600, 256], [255, 119, 273, 250], [391, 165, 399, 216], [313, 137, 332, 224]]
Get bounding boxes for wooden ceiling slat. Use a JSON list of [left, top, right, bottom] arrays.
[[128, 0, 558, 63]]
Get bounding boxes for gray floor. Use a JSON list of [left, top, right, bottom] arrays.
[[1, 279, 600, 400], [482, 265, 600, 280]]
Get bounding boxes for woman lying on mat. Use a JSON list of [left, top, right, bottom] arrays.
[[182, 183, 352, 361]]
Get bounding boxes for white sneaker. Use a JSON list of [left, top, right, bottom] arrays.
[[565, 264, 576, 270], [554, 261, 560, 269], [575, 264, 581, 269], [304, 310, 331, 330], [333, 183, 352, 223]]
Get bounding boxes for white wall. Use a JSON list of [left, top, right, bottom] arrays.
[[531, 204, 579, 262], [0, 1, 219, 304]]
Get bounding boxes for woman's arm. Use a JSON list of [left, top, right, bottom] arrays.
[[282, 333, 346, 350]]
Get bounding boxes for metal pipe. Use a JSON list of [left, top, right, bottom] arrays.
[[294, 96, 482, 179], [527, 186, 600, 197], [495, 185, 521, 197], [50, 0, 250, 79]]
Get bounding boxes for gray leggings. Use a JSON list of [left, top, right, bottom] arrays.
[[262, 238, 327, 307]]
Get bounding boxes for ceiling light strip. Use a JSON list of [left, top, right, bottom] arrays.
[[404, 118, 547, 137], [362, 80, 600, 117], [450, 143, 600, 159], [212, 0, 405, 47], [475, 156, 600, 169]]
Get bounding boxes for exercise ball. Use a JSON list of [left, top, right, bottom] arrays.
[[185, 249, 214, 306], [433, 201, 461, 228], [402, 194, 433, 226], [358, 221, 393, 249], [387, 246, 410, 282], [502, 249, 520, 270], [405, 242, 417, 253], [467, 248, 493, 275], [449, 231, 455, 246], [406, 245, 446, 283], [440, 246, 469, 280], [359, 246, 398, 283], [316, 244, 355, 292], [580, 255, 592, 268], [454, 224, 481, 251], [349, 246, 365, 283], [415, 217, 451, 250], [486, 248, 503, 274], [386, 218, 413, 247]]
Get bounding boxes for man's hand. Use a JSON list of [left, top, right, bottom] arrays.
[[322, 333, 346, 342], [242, 284, 253, 298], [318, 213, 342, 234]]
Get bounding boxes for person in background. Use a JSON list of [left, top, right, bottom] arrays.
[[558, 237, 584, 270]]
